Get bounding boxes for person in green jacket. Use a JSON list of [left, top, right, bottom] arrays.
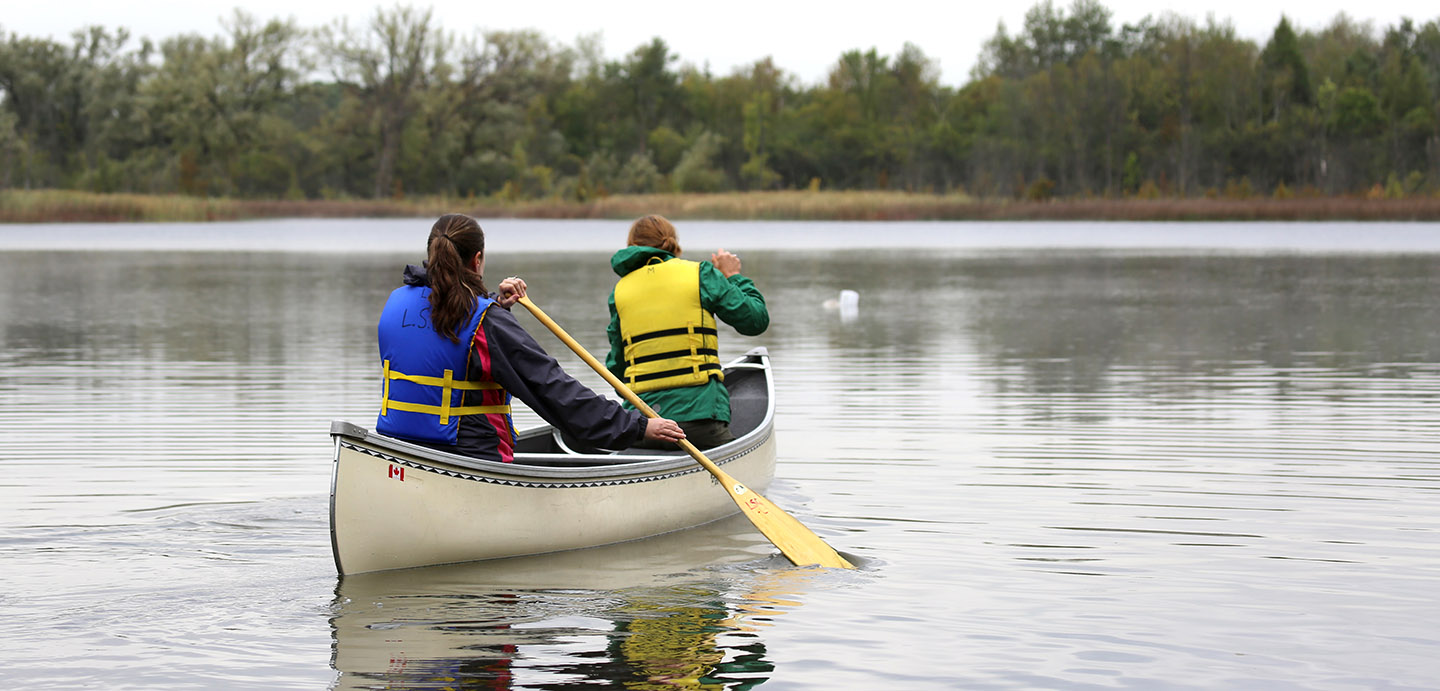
[[606, 215, 770, 449]]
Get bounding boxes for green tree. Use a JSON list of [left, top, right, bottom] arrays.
[[144, 12, 306, 196], [671, 130, 726, 192], [1260, 17, 1314, 118], [1376, 20, 1435, 175], [1332, 85, 1384, 135], [0, 27, 151, 189], [618, 38, 681, 156], [443, 29, 574, 197], [320, 5, 448, 198], [0, 107, 24, 187]]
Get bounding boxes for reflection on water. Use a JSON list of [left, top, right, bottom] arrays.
[[2, 221, 1439, 689], [330, 516, 817, 689]]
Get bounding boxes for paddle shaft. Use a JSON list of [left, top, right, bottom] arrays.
[[516, 296, 854, 569]]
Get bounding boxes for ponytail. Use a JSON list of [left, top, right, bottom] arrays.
[[425, 214, 489, 343]]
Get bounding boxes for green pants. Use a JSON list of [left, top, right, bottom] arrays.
[[634, 418, 736, 450]]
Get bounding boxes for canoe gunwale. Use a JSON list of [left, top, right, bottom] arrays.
[[334, 434, 769, 489]]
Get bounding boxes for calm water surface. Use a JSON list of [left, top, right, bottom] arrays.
[[1, 220, 1437, 689]]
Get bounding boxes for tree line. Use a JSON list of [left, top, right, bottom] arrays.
[[1, 1, 1438, 202]]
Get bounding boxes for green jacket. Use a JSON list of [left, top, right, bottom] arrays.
[[606, 246, 769, 423]]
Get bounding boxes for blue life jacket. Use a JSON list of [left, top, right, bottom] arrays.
[[375, 285, 511, 445]]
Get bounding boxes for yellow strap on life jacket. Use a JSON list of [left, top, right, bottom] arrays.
[[380, 360, 510, 424]]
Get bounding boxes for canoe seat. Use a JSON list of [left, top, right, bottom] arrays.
[[553, 429, 619, 456]]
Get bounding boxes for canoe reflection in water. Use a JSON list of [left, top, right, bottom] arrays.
[[329, 514, 825, 689]]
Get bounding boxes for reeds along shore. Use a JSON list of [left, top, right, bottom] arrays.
[[4, 189, 1440, 223]]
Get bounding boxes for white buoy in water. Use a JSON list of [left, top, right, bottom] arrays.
[[822, 290, 860, 322], [837, 289, 859, 321]]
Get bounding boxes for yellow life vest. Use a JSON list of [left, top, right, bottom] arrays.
[[614, 257, 724, 393]]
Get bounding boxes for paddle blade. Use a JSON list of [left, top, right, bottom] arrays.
[[721, 475, 854, 569]]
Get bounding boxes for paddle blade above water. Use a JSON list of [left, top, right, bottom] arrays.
[[715, 468, 855, 569]]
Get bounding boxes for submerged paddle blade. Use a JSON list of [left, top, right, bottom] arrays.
[[720, 474, 855, 569]]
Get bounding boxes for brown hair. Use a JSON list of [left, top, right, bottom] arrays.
[[425, 214, 489, 343], [627, 215, 681, 255]]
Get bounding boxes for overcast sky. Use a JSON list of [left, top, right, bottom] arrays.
[[5, 1, 1438, 86]]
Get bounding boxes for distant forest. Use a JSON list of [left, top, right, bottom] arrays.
[[1, 0, 1438, 201]]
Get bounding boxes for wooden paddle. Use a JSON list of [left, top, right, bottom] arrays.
[[517, 296, 854, 569]]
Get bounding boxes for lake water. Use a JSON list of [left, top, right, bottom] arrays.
[[1, 219, 1437, 689]]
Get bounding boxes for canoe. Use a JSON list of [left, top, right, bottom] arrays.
[[329, 347, 776, 575]]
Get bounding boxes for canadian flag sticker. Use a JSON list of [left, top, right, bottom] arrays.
[[388, 465, 405, 481]]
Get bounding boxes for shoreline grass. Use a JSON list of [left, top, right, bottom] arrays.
[[4, 188, 1440, 223]]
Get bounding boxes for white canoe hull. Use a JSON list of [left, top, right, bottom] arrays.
[[330, 348, 776, 575]]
